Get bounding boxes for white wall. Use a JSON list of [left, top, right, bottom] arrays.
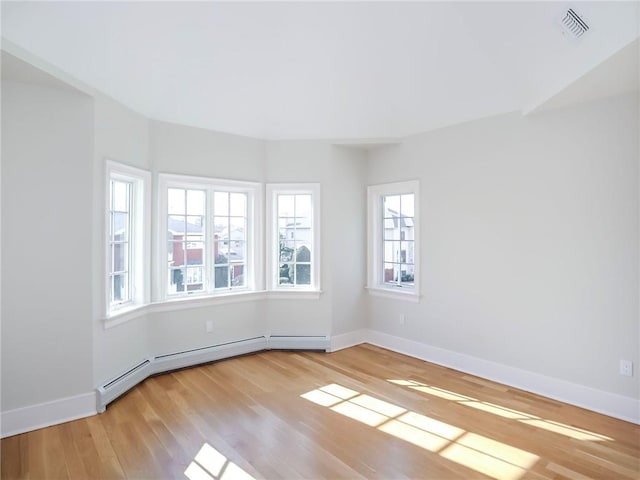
[[147, 121, 269, 355], [366, 92, 639, 399], [1, 81, 94, 410], [329, 146, 368, 336], [92, 95, 152, 385], [150, 120, 265, 182]]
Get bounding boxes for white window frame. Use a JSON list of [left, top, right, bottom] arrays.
[[105, 160, 151, 320], [367, 180, 420, 302], [266, 183, 321, 297], [156, 173, 263, 302]]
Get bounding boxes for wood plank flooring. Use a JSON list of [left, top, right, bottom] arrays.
[[1, 344, 639, 479]]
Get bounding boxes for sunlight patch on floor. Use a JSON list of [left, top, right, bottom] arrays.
[[331, 400, 389, 427], [301, 384, 539, 480], [185, 443, 255, 480], [388, 379, 613, 442]]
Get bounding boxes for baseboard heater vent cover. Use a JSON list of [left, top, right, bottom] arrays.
[[268, 335, 330, 351], [152, 336, 268, 374], [96, 358, 152, 413], [96, 335, 328, 412]]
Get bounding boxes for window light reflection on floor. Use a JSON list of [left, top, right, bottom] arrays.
[[184, 443, 255, 480], [388, 379, 613, 442], [301, 383, 539, 480]]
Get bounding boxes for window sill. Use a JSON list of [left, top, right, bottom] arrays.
[[366, 286, 421, 303], [267, 289, 323, 300], [150, 290, 268, 313], [103, 304, 149, 329], [102, 289, 320, 329]]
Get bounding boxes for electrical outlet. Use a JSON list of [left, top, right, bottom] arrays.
[[399, 314, 406, 326], [620, 360, 633, 377], [206, 320, 213, 333]]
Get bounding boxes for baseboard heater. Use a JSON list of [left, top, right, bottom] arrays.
[[96, 335, 329, 412], [268, 335, 330, 350]]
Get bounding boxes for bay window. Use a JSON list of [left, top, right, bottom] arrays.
[[158, 174, 261, 300]]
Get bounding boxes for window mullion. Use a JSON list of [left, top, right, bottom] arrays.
[[206, 187, 213, 294]]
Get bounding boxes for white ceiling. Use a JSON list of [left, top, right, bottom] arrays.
[[1, 1, 638, 140]]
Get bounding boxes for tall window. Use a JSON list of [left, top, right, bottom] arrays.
[[267, 184, 320, 292], [382, 193, 415, 288], [109, 179, 132, 305], [159, 174, 260, 299], [106, 160, 150, 316], [367, 180, 419, 301]]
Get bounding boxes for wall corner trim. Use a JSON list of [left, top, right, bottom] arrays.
[[1, 392, 97, 438]]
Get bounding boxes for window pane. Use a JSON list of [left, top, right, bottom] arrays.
[[402, 240, 415, 264], [214, 192, 229, 216], [278, 195, 295, 217], [113, 212, 129, 241], [113, 181, 130, 212], [113, 242, 129, 273], [400, 194, 414, 217], [383, 195, 400, 216], [186, 242, 204, 267], [279, 263, 293, 285], [168, 188, 185, 214], [295, 243, 311, 262], [215, 243, 229, 263], [186, 216, 204, 237], [231, 264, 245, 287], [230, 217, 245, 240], [112, 274, 129, 302], [169, 241, 185, 266], [168, 215, 186, 234], [295, 194, 311, 219], [185, 266, 204, 287], [279, 218, 295, 230], [229, 193, 246, 217], [214, 266, 229, 288], [229, 241, 245, 263], [401, 264, 415, 285], [214, 217, 229, 241], [295, 264, 311, 285], [187, 190, 205, 215], [384, 241, 399, 263], [280, 241, 295, 262], [384, 219, 400, 240], [383, 263, 398, 283], [170, 268, 185, 293]]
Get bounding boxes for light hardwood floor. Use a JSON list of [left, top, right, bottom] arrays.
[[1, 344, 639, 479]]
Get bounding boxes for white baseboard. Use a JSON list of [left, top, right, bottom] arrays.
[[363, 329, 640, 424], [1, 392, 96, 438], [4, 329, 637, 438], [330, 329, 368, 352]]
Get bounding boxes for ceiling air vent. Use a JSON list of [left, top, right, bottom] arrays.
[[559, 8, 589, 39]]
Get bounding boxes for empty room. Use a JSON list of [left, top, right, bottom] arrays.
[[1, 1, 639, 479]]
